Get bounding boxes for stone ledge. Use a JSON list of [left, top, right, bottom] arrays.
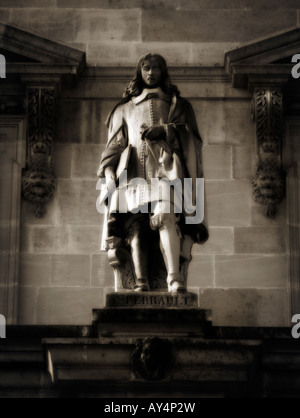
[[82, 65, 228, 81], [4, 325, 293, 340], [1, 324, 298, 397], [93, 307, 209, 324], [93, 304, 211, 339]]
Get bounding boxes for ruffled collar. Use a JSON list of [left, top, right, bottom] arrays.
[[132, 87, 170, 105]]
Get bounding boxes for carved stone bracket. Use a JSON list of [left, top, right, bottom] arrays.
[[224, 29, 300, 218], [252, 87, 286, 217], [0, 22, 87, 219], [22, 87, 56, 218]]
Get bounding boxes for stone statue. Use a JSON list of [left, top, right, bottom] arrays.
[[97, 53, 208, 293]]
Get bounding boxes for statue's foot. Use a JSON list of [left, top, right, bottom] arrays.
[[167, 275, 186, 293], [168, 281, 186, 293], [133, 285, 149, 292], [133, 278, 150, 292]]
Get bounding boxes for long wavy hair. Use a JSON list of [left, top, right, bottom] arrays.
[[105, 53, 180, 127], [123, 53, 180, 99]]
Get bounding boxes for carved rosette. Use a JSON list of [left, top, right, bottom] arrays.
[[252, 88, 285, 217], [22, 88, 56, 218]]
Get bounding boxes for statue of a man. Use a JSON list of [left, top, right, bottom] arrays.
[[97, 53, 208, 293]]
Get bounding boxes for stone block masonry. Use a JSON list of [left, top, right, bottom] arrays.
[[234, 227, 286, 254], [141, 9, 296, 43], [215, 255, 288, 288], [1, 1, 293, 325], [0, 2, 298, 66], [199, 288, 289, 327], [18, 93, 289, 326]]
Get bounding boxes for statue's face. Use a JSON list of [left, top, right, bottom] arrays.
[[141, 58, 162, 88]]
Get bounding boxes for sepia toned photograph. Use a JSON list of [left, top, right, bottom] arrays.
[[0, 0, 300, 400]]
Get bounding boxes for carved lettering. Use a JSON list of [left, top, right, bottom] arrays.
[[150, 296, 156, 305], [115, 293, 196, 307], [158, 296, 165, 305]]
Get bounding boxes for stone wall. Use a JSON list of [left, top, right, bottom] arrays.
[[0, 0, 299, 66], [0, 0, 296, 326], [17, 72, 289, 327]]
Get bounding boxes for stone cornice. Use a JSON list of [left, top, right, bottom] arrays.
[[6, 63, 84, 76], [0, 23, 85, 67], [0, 23, 86, 76], [0, 25, 87, 218], [225, 27, 300, 68], [82, 66, 228, 82], [225, 27, 300, 89], [230, 64, 292, 90]]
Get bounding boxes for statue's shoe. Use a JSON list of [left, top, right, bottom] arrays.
[[168, 277, 186, 294], [167, 273, 186, 293], [133, 285, 149, 292], [133, 278, 150, 292]]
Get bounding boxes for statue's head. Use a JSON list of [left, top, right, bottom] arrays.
[[137, 53, 168, 89], [123, 53, 179, 99]]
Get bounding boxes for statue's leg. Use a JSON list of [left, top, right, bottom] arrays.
[[126, 215, 150, 292], [180, 234, 194, 289], [150, 203, 185, 293]]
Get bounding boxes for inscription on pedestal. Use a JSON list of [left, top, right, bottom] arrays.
[[106, 292, 198, 308]]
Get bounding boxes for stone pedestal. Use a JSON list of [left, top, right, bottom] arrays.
[[42, 292, 263, 397], [93, 292, 210, 339]]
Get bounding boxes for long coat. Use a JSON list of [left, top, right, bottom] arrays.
[[98, 87, 208, 247]]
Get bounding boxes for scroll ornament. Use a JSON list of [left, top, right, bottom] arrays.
[[252, 88, 285, 217], [22, 88, 56, 218]]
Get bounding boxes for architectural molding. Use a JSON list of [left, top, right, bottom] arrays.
[[0, 324, 297, 398], [83, 66, 228, 83], [22, 87, 57, 218], [0, 116, 26, 324], [284, 118, 300, 318], [225, 27, 300, 217], [0, 23, 85, 70], [252, 87, 285, 217], [1, 24, 86, 217], [225, 27, 300, 89]]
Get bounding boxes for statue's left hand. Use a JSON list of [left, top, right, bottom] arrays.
[[141, 124, 165, 141]]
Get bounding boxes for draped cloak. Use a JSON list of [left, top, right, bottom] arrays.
[[98, 88, 208, 250]]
